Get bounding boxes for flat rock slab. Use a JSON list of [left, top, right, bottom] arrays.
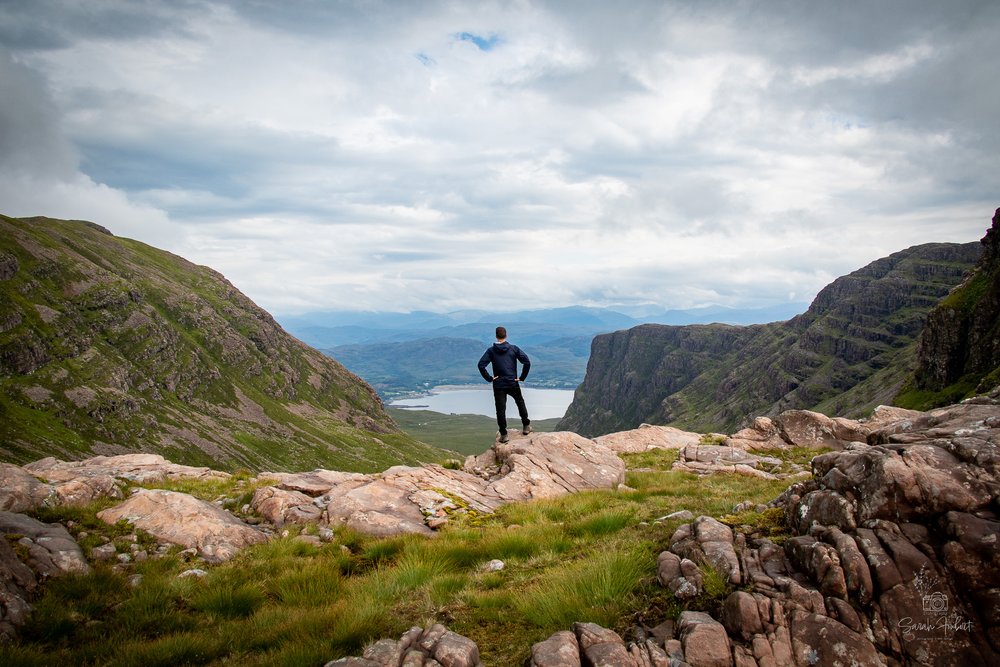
[[97, 489, 266, 562], [1, 453, 228, 511], [594, 424, 702, 453], [26, 453, 230, 485], [260, 469, 368, 496]]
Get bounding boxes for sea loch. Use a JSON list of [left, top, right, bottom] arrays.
[[389, 384, 575, 420]]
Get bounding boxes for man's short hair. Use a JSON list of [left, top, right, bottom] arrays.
[[496, 326, 507, 340]]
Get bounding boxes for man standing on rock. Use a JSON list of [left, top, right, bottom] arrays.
[[478, 326, 531, 443]]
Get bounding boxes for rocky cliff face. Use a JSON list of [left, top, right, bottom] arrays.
[[0, 215, 441, 471], [560, 241, 981, 436], [903, 207, 1000, 407]]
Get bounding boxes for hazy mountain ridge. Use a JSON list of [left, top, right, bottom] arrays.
[[281, 304, 807, 397], [0, 215, 442, 472], [559, 240, 982, 436], [280, 303, 809, 347]]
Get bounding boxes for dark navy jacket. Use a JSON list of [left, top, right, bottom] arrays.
[[478, 342, 530, 388]]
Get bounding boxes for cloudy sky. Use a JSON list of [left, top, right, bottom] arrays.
[[1, 0, 997, 316]]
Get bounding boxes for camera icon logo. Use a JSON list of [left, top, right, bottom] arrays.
[[922, 592, 948, 613]]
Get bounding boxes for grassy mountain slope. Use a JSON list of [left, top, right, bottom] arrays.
[[559, 241, 981, 436], [0, 215, 443, 472]]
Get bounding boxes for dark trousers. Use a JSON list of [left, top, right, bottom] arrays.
[[493, 383, 529, 435]]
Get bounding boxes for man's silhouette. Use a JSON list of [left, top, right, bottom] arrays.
[[478, 326, 531, 443]]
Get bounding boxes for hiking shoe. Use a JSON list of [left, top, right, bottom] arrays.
[[522, 424, 532, 435], [499, 432, 509, 443]]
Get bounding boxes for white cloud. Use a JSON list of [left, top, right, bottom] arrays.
[[0, 0, 996, 316]]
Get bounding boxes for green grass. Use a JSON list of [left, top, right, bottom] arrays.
[[388, 407, 561, 456], [619, 448, 680, 471], [894, 374, 980, 410], [4, 457, 798, 666]]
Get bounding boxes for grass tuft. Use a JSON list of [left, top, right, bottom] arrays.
[[517, 546, 650, 628]]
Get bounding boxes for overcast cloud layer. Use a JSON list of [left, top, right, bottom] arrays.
[[1, 0, 997, 315]]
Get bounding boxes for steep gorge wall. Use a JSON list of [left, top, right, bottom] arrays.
[[560, 241, 981, 436], [905, 207, 1000, 405]]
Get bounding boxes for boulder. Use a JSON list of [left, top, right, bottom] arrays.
[[0, 511, 89, 576], [721, 592, 763, 641], [0, 463, 53, 512], [0, 535, 37, 639], [573, 622, 635, 666], [594, 424, 701, 453], [809, 442, 993, 525], [773, 410, 868, 450], [530, 630, 580, 667], [678, 611, 732, 667], [326, 479, 434, 537], [788, 612, 882, 667], [97, 489, 266, 562], [657, 550, 703, 599], [670, 516, 741, 585], [0, 510, 91, 639], [325, 625, 482, 667], [251, 486, 322, 526], [260, 469, 368, 496], [725, 416, 787, 450]]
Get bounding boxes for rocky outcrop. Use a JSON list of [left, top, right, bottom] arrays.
[[96, 489, 268, 563], [324, 624, 482, 667], [0, 511, 90, 639], [0, 214, 439, 472], [654, 401, 1000, 666], [560, 240, 981, 436], [909, 207, 1000, 403], [253, 431, 626, 536], [673, 408, 889, 478]]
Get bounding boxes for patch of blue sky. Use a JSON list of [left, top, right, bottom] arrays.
[[414, 52, 435, 66], [455, 32, 501, 51]]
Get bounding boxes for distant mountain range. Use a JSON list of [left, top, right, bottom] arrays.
[[0, 215, 443, 472], [278, 304, 808, 398]]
